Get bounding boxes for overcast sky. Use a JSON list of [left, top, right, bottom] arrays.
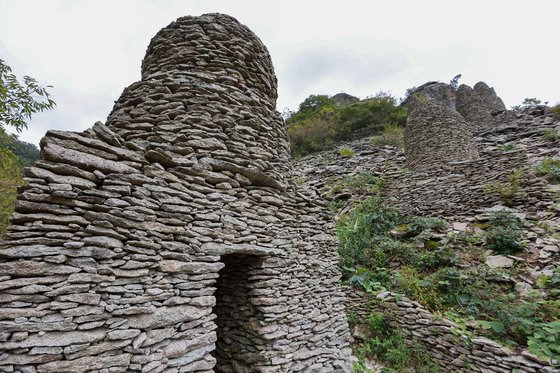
[[1, 0, 559, 145]]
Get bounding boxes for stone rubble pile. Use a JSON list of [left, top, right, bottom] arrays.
[[0, 13, 351, 373]]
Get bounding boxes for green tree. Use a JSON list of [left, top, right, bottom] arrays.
[[0, 58, 55, 133]]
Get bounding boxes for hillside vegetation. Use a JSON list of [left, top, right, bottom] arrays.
[[285, 93, 406, 158], [0, 136, 38, 235]]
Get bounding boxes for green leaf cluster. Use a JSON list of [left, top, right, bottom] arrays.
[[0, 58, 56, 132]]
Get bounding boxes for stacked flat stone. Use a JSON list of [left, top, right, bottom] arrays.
[[344, 289, 558, 372], [0, 13, 351, 373], [404, 81, 457, 110], [403, 94, 480, 170]]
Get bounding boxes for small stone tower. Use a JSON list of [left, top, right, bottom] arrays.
[[404, 94, 480, 170], [0, 14, 351, 372]]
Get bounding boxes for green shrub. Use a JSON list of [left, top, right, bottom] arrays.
[[328, 199, 345, 213], [542, 129, 559, 142], [355, 311, 440, 372], [528, 321, 560, 361], [418, 246, 458, 269], [540, 265, 560, 299], [339, 147, 356, 158], [408, 216, 447, 235], [286, 93, 407, 157], [534, 157, 560, 183], [498, 143, 517, 152], [485, 211, 524, 254], [483, 169, 527, 206], [0, 147, 24, 236], [550, 104, 560, 120], [370, 124, 404, 148], [325, 172, 383, 198], [338, 197, 400, 271]]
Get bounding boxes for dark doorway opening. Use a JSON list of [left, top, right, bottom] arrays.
[[213, 254, 266, 372]]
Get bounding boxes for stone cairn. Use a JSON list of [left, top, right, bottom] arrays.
[[403, 93, 480, 170], [0, 13, 351, 373]]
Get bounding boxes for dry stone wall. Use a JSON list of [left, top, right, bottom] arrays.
[[0, 13, 351, 373], [387, 148, 553, 217], [344, 288, 557, 373]]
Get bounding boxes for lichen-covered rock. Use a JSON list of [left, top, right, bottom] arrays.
[[404, 81, 457, 110], [456, 84, 495, 126], [332, 92, 359, 105], [404, 95, 480, 170], [0, 13, 351, 372], [473, 81, 506, 113], [456, 81, 514, 129]]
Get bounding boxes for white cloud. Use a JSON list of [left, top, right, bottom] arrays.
[[1, 0, 559, 145]]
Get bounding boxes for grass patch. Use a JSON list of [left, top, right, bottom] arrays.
[[353, 312, 440, 372], [483, 169, 527, 206], [370, 124, 404, 148], [534, 157, 560, 183], [339, 147, 356, 158], [542, 129, 559, 142]]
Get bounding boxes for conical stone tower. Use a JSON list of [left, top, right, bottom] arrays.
[[0, 14, 351, 373], [404, 93, 480, 170]]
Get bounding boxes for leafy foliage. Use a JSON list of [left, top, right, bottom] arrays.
[[325, 171, 383, 198], [551, 104, 560, 120], [0, 147, 24, 235], [485, 211, 524, 255], [0, 58, 55, 132], [483, 169, 527, 206], [534, 157, 560, 184], [370, 124, 403, 148], [352, 311, 440, 372], [339, 147, 356, 158], [498, 143, 517, 152], [449, 74, 462, 89], [338, 193, 560, 361], [527, 321, 560, 361], [286, 93, 406, 157], [0, 58, 54, 236], [542, 129, 558, 142]]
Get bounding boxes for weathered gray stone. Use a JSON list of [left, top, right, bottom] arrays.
[[404, 96, 479, 170], [0, 13, 351, 373], [486, 255, 514, 268]]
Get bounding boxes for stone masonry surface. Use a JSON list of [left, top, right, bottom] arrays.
[[344, 288, 558, 373], [0, 13, 351, 373], [404, 94, 480, 170]]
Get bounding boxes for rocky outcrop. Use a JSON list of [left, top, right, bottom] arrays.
[[332, 93, 359, 105], [456, 82, 514, 129], [456, 84, 496, 127], [404, 95, 480, 170], [0, 13, 351, 373], [473, 81, 507, 113]]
